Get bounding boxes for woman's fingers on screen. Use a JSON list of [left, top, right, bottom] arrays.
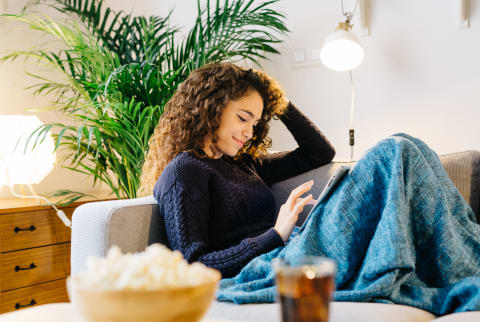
[[289, 181, 314, 200], [302, 194, 313, 205], [300, 180, 314, 188], [294, 194, 313, 214], [292, 180, 314, 193]]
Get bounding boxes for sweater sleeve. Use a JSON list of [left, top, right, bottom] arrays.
[[157, 170, 284, 278], [252, 101, 336, 185]]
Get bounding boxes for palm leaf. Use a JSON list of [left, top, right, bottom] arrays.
[[2, 0, 288, 200], [33, 0, 178, 65], [173, 0, 288, 70]]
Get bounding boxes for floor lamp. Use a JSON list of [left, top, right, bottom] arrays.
[[320, 0, 364, 160]]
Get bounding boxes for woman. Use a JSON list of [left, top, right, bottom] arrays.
[[141, 62, 480, 314], [140, 62, 335, 278]]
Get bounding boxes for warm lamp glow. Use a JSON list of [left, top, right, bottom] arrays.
[[0, 115, 56, 185], [320, 30, 364, 72]]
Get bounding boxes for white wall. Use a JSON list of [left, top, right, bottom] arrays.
[[139, 0, 480, 159], [1, 0, 479, 197], [262, 0, 480, 159]]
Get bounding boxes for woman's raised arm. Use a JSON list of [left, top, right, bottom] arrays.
[[252, 102, 335, 185]]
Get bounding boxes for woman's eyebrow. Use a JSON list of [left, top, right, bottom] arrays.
[[239, 109, 260, 121]]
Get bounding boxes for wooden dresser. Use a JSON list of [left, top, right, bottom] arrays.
[[0, 200, 90, 313]]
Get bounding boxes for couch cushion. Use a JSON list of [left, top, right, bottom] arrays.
[[439, 151, 480, 221], [205, 301, 436, 322], [269, 162, 354, 226]]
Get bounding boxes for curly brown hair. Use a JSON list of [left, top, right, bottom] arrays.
[[139, 62, 288, 195]]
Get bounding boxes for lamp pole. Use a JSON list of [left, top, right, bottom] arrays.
[[349, 70, 355, 160]]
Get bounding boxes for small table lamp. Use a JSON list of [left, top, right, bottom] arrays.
[[0, 115, 55, 187], [320, 4, 364, 160], [0, 115, 71, 227]]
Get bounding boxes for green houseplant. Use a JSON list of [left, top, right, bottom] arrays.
[[1, 0, 288, 201]]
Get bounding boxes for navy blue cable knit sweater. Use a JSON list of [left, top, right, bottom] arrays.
[[153, 102, 335, 277]]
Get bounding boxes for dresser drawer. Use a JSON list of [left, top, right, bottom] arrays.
[[0, 208, 73, 252], [0, 279, 68, 313], [1, 243, 70, 291]]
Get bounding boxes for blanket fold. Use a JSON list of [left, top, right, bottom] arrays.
[[216, 133, 480, 316]]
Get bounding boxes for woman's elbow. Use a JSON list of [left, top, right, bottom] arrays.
[[312, 146, 336, 167], [326, 146, 336, 163]]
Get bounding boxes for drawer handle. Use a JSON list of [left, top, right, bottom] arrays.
[[15, 299, 36, 310], [14, 263, 37, 272], [14, 225, 36, 233]]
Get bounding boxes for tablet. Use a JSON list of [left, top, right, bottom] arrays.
[[306, 165, 351, 218]]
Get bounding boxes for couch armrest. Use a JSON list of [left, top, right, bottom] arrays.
[[71, 196, 165, 274]]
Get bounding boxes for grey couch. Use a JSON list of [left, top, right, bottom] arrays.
[[71, 151, 480, 322]]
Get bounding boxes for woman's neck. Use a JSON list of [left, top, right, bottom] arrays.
[[202, 135, 223, 159]]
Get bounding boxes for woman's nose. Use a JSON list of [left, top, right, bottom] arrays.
[[243, 125, 253, 139]]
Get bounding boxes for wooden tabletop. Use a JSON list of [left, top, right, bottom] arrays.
[[0, 194, 115, 214]]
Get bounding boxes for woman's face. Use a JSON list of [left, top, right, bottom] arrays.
[[203, 90, 263, 158]]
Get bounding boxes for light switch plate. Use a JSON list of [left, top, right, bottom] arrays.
[[292, 48, 324, 68], [310, 48, 322, 61], [293, 49, 306, 63]]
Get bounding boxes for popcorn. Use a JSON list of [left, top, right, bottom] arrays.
[[77, 244, 214, 290]]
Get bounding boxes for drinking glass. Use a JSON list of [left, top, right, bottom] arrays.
[[272, 257, 336, 322]]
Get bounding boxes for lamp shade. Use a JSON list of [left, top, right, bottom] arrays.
[[320, 29, 364, 71], [0, 115, 56, 185]]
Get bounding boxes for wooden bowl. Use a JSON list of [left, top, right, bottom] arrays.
[[67, 269, 221, 322]]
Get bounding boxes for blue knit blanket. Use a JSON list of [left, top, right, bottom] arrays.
[[216, 133, 480, 315]]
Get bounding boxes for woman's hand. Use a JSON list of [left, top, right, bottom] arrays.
[[274, 180, 314, 242]]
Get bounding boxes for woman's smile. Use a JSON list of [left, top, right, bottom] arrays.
[[233, 137, 246, 147]]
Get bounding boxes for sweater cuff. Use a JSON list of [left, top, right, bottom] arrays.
[[253, 228, 284, 253]]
